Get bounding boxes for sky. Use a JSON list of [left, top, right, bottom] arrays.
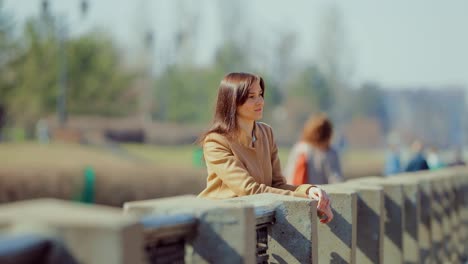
[[3, 0, 468, 90]]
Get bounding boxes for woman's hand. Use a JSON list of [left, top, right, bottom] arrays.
[[307, 186, 333, 224]]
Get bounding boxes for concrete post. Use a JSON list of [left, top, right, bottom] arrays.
[[319, 185, 357, 264], [455, 169, 468, 260], [226, 193, 318, 264], [348, 177, 404, 264], [453, 169, 468, 261], [342, 183, 384, 264], [124, 195, 256, 264], [387, 176, 421, 264], [0, 199, 144, 264]]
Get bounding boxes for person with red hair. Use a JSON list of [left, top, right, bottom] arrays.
[[284, 113, 344, 185]]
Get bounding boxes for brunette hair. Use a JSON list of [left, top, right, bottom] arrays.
[[302, 113, 333, 149], [197, 72, 265, 144]]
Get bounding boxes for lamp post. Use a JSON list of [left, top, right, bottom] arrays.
[[40, 0, 89, 127]]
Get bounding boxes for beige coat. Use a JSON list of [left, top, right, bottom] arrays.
[[198, 122, 313, 199]]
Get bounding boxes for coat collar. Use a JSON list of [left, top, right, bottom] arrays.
[[237, 122, 259, 148]]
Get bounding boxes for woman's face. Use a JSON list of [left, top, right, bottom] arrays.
[[237, 80, 264, 122]]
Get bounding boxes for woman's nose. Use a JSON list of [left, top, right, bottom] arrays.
[[256, 96, 264, 105]]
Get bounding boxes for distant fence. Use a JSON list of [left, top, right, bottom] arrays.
[[0, 167, 467, 263]]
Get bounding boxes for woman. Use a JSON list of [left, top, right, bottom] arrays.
[[197, 72, 333, 223], [284, 113, 344, 185]]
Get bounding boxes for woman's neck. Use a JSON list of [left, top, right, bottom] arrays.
[[237, 117, 254, 136]]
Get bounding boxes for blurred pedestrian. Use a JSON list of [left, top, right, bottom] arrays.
[[426, 146, 445, 170], [284, 113, 344, 185], [197, 72, 333, 223], [404, 140, 429, 172], [383, 144, 401, 176]]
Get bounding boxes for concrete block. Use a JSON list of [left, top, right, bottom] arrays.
[[396, 174, 434, 264], [387, 175, 421, 264], [457, 170, 468, 260], [442, 173, 460, 263], [319, 185, 357, 264], [453, 170, 468, 260], [416, 179, 432, 264], [124, 195, 256, 264], [0, 199, 144, 264], [226, 193, 318, 264], [426, 175, 449, 263], [340, 182, 384, 264], [348, 177, 404, 264]]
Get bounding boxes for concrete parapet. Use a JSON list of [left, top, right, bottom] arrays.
[[319, 185, 357, 264], [0, 199, 144, 264], [455, 168, 468, 261], [347, 177, 404, 264], [226, 193, 318, 264], [386, 175, 421, 264], [139, 214, 197, 263], [124, 195, 256, 264], [453, 168, 468, 261]]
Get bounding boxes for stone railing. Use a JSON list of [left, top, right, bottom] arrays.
[[0, 167, 467, 263]]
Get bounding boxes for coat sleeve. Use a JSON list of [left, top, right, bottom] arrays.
[[204, 134, 309, 198]]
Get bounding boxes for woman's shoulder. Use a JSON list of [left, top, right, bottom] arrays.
[[256, 121, 272, 130], [255, 122, 274, 136], [204, 132, 231, 146]]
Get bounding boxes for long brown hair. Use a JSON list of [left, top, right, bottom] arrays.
[[302, 113, 333, 149], [197, 72, 265, 144]]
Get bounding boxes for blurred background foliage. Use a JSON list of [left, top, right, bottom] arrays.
[[0, 0, 465, 205]]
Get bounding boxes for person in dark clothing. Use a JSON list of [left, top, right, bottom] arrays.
[[405, 140, 429, 172]]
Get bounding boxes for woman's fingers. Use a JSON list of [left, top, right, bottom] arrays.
[[319, 205, 334, 224], [308, 187, 333, 224], [308, 187, 331, 212]]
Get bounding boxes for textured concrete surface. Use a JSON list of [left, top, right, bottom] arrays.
[[348, 177, 404, 264], [319, 185, 357, 264], [124, 195, 256, 264], [226, 193, 318, 264], [344, 183, 384, 264], [0, 199, 144, 264], [387, 175, 421, 264]]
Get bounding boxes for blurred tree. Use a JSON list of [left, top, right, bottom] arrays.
[[0, 0, 14, 69], [287, 66, 332, 109], [215, 1, 252, 72], [353, 82, 389, 133], [66, 31, 136, 116], [154, 66, 220, 123], [285, 66, 331, 127], [0, 1, 15, 139], [4, 16, 136, 133], [270, 31, 298, 103], [5, 19, 58, 129], [316, 5, 354, 123]]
